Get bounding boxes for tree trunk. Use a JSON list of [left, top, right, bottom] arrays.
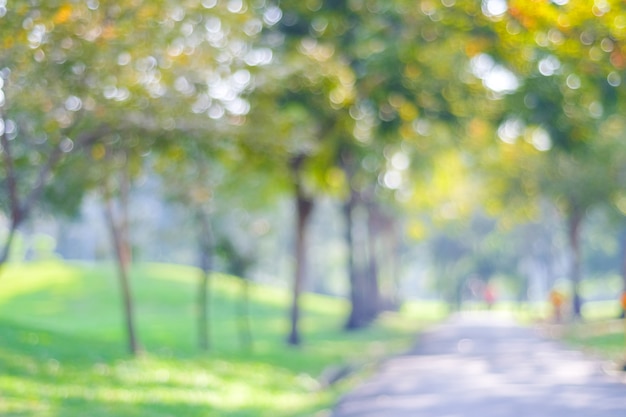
[[364, 202, 381, 320], [385, 217, 402, 311], [344, 192, 370, 330], [0, 121, 26, 274], [119, 167, 132, 266], [103, 179, 139, 356], [196, 210, 213, 351], [287, 183, 313, 345], [0, 219, 19, 270], [567, 207, 584, 319]]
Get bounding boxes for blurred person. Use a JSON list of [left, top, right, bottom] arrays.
[[549, 288, 565, 323], [483, 282, 496, 310]]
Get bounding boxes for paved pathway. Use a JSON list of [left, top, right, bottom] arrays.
[[331, 312, 626, 417]]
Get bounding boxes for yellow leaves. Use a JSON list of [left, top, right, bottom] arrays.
[[398, 101, 418, 121], [408, 150, 479, 223], [466, 118, 491, 148], [43, 118, 60, 133], [498, 139, 539, 168], [404, 64, 421, 79], [53, 5, 73, 25], [407, 220, 427, 241], [399, 123, 414, 141], [507, 4, 531, 28], [166, 146, 185, 162], [137, 4, 161, 22], [387, 94, 418, 122], [464, 38, 490, 57], [324, 167, 346, 191], [507, 0, 559, 31], [556, 14, 571, 29], [299, 39, 335, 63], [3, 36, 14, 49], [484, 195, 504, 217], [102, 24, 117, 40], [329, 84, 354, 108], [91, 144, 106, 161]]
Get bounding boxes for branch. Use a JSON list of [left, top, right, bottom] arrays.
[[73, 123, 113, 149], [20, 123, 112, 223]]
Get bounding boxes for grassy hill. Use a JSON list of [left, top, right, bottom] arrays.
[[0, 261, 445, 417]]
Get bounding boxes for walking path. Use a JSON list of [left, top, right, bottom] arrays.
[[331, 312, 626, 417]]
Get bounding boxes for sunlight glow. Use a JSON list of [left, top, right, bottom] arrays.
[[470, 54, 519, 94], [607, 71, 621, 86], [391, 152, 410, 170], [538, 56, 560, 76], [566, 74, 581, 89], [529, 127, 552, 151], [497, 119, 523, 144], [589, 101, 603, 118], [482, 0, 507, 18], [382, 170, 403, 189], [263, 6, 282, 26]]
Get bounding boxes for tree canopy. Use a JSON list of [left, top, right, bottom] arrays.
[[2, 0, 626, 339]]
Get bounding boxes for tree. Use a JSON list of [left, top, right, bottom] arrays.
[[244, 0, 513, 332], [154, 137, 227, 351], [0, 0, 272, 357], [244, 3, 359, 343], [481, 0, 626, 317], [331, 0, 508, 327], [100, 149, 140, 355]]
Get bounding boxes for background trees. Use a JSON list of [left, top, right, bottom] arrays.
[[480, 0, 626, 317], [2, 0, 626, 353]]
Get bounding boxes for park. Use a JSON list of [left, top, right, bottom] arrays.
[[2, 0, 626, 416]]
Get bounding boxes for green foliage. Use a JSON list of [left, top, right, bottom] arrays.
[[2, 0, 626, 384], [0, 261, 440, 417]]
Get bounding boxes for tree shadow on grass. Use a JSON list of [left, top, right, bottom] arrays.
[[0, 319, 330, 417]]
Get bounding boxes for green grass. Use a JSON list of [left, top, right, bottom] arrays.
[[566, 329, 626, 363], [563, 315, 626, 364], [542, 299, 626, 365], [0, 261, 446, 417]]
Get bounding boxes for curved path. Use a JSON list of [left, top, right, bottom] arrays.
[[331, 312, 626, 417]]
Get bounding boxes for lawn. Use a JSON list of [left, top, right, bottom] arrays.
[[0, 261, 445, 417], [564, 317, 626, 365]]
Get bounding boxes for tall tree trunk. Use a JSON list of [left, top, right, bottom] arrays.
[[364, 201, 381, 320], [0, 219, 19, 271], [119, 167, 132, 266], [196, 209, 213, 351], [340, 151, 361, 329], [370, 206, 401, 312], [287, 182, 313, 345], [0, 118, 26, 274], [344, 192, 370, 330], [386, 217, 402, 311], [103, 174, 139, 356], [567, 207, 584, 319]]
